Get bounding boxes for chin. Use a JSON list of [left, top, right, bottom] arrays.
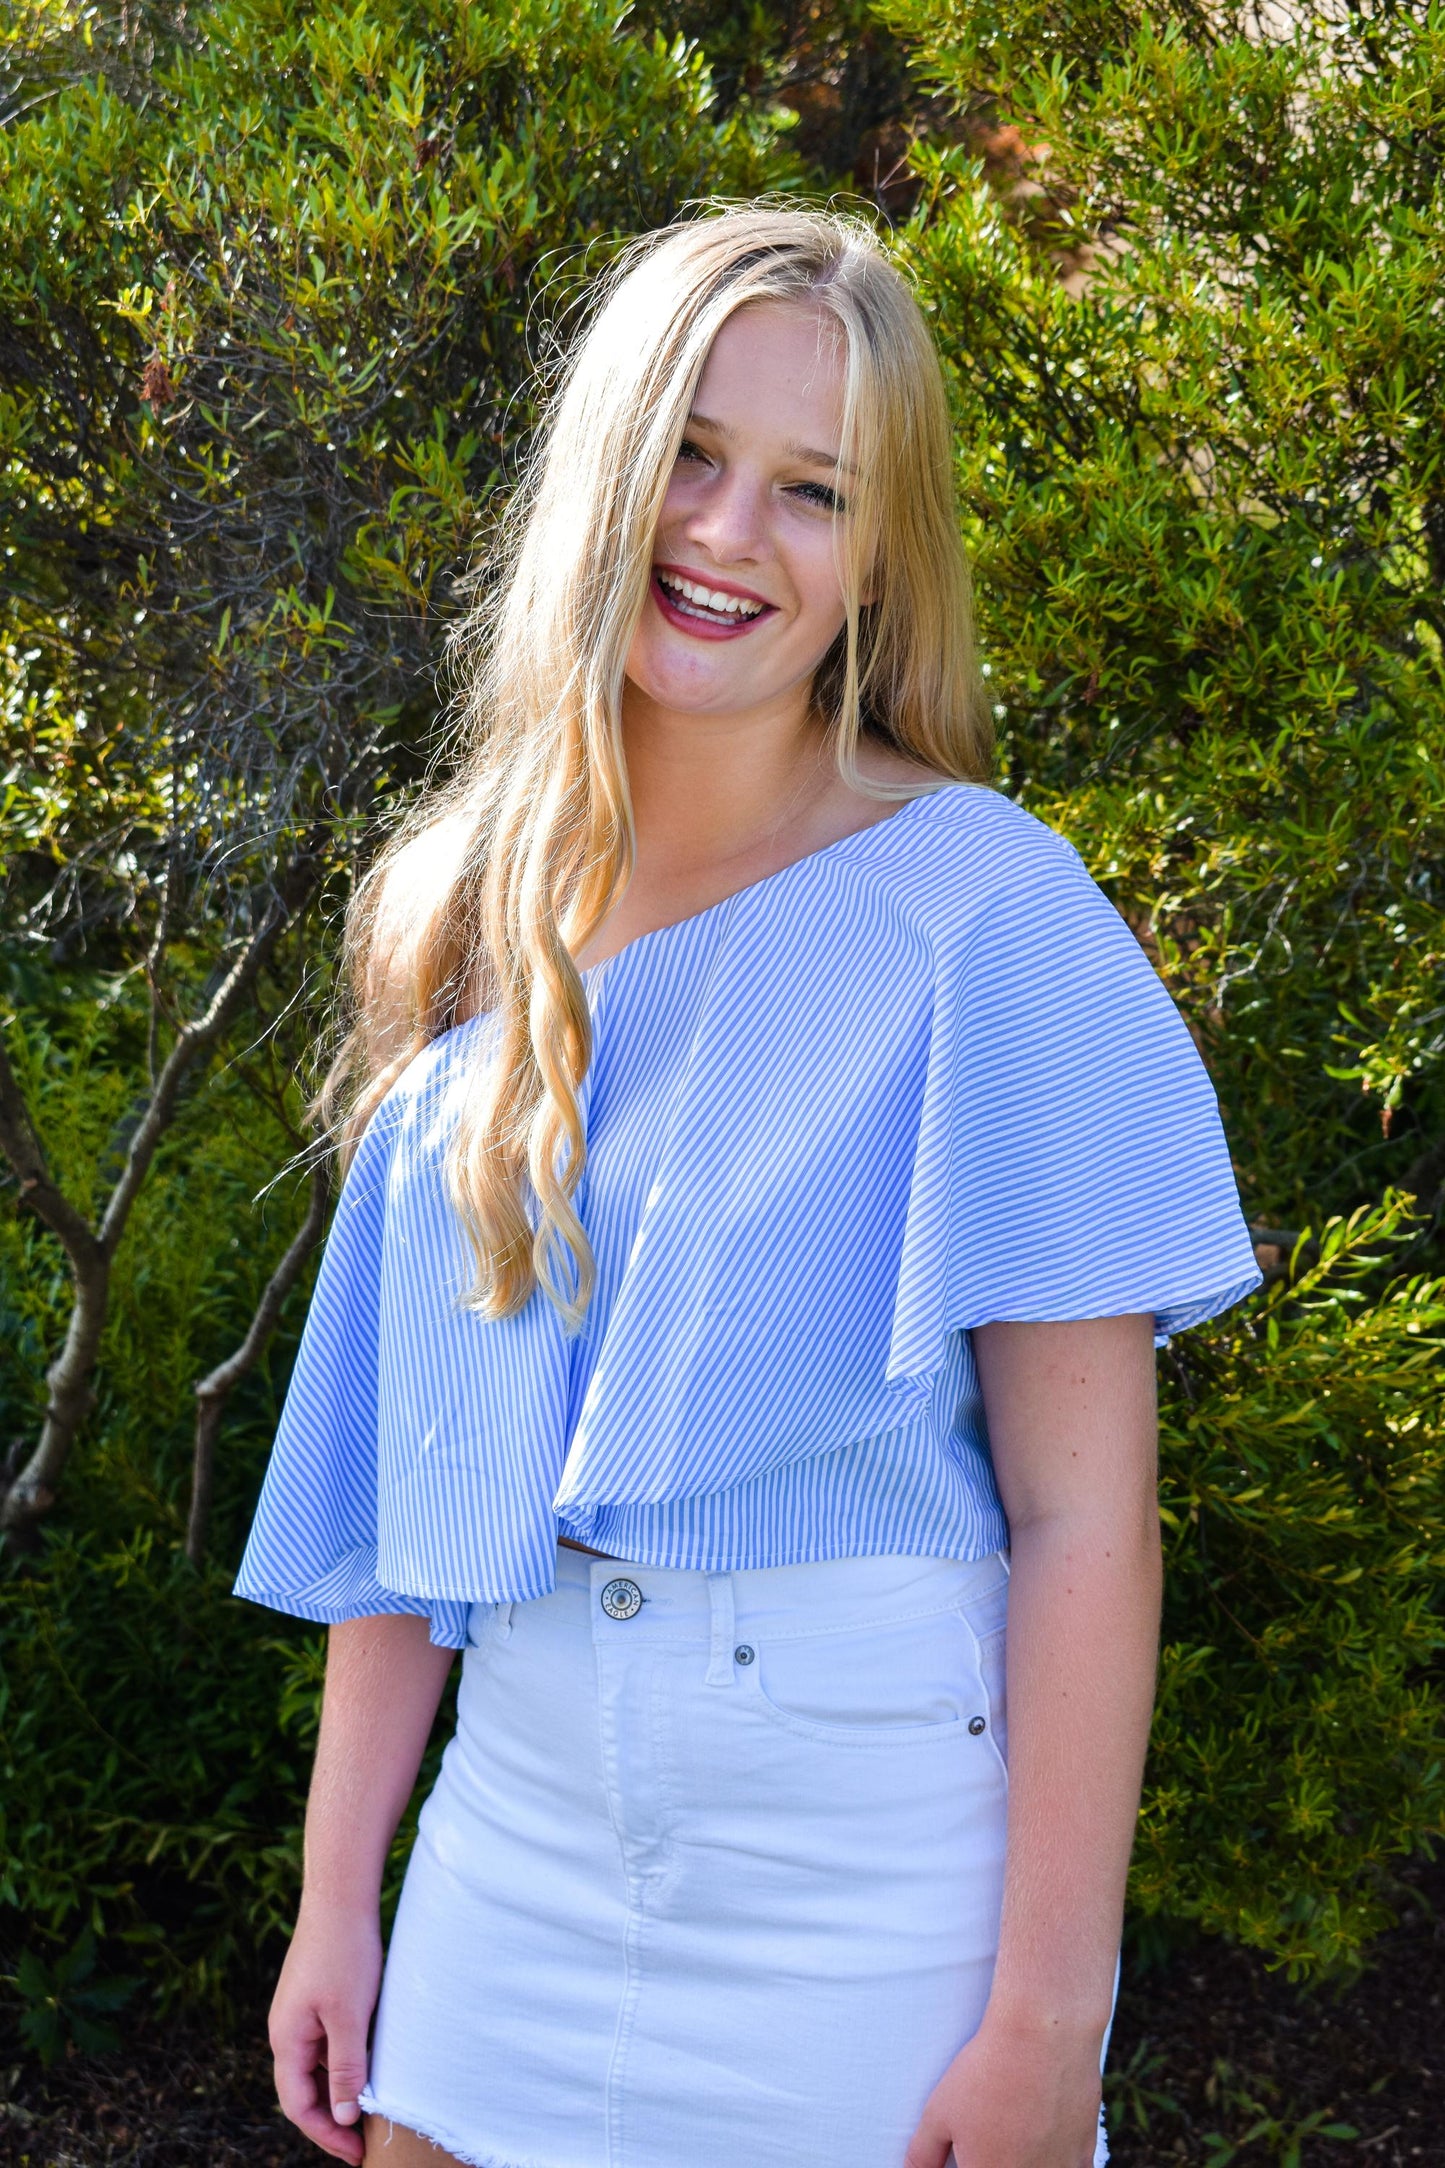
[[625, 646, 745, 714]]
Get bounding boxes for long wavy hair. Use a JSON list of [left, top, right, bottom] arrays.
[[323, 203, 992, 1329]]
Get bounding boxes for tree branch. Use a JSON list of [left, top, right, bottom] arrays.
[[1248, 1226, 1309, 1252], [1, 862, 319, 1537], [0, 1032, 112, 1536], [97, 889, 304, 1258], [0, 1034, 104, 1272], [185, 1157, 331, 1566], [1247, 1224, 1324, 1290]]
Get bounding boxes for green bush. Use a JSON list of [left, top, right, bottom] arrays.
[[0, 991, 305, 2005], [0, 986, 453, 2011], [1147, 1204, 1444, 1969]]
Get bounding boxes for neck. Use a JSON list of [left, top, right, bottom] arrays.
[[618, 681, 835, 880]]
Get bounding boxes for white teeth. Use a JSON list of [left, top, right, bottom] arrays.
[[657, 570, 764, 620]]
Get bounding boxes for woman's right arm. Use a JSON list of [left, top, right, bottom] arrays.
[[270, 1613, 456, 2164]]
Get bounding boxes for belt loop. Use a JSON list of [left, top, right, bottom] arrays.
[[496, 1600, 515, 1641], [705, 1572, 736, 1687]]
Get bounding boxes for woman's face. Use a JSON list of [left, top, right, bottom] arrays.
[[624, 302, 855, 724]]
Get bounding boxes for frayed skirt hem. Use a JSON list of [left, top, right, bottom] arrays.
[[356, 2091, 554, 2168]]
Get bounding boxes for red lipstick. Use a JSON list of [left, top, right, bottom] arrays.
[[650, 565, 777, 641]]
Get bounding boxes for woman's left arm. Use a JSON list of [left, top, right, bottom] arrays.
[[906, 1312, 1162, 2168]]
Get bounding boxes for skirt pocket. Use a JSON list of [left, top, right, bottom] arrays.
[[741, 1602, 994, 1749]]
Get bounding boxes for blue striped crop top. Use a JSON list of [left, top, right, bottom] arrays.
[[234, 783, 1261, 1646]]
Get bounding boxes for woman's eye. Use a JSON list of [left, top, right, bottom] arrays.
[[791, 480, 846, 513], [676, 438, 710, 466]]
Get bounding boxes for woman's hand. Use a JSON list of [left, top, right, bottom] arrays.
[[904, 2009, 1102, 2168], [268, 1615, 455, 2161], [270, 1896, 384, 2165]]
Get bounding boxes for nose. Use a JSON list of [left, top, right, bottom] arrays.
[[680, 464, 771, 567]]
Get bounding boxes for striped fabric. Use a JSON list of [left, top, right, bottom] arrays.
[[234, 784, 1261, 1646]]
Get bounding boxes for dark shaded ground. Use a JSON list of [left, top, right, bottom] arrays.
[[1106, 1858, 1444, 2165], [3, 1860, 1440, 2167]]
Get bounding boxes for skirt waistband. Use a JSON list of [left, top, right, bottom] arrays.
[[468, 1545, 1011, 1654]]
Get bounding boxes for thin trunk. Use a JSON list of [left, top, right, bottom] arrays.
[[0, 875, 314, 1537], [186, 1157, 331, 1567], [10, 1251, 112, 1526]]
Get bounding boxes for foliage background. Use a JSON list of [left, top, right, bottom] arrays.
[[1, 0, 1442, 2062]]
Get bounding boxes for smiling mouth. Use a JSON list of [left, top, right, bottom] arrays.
[[653, 568, 773, 633]]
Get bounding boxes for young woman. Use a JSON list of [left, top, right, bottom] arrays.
[[236, 205, 1261, 2168]]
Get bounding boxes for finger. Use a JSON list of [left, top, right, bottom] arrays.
[[271, 2006, 326, 2128], [272, 2014, 366, 2165], [293, 2086, 367, 2168], [324, 2005, 372, 2130]]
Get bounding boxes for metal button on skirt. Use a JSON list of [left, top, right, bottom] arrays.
[[357, 1545, 1110, 2168]]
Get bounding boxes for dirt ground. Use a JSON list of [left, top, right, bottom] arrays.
[[1104, 1858, 1444, 2164], [2, 1860, 1440, 2168]]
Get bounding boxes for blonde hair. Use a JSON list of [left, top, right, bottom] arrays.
[[326, 202, 991, 1328]]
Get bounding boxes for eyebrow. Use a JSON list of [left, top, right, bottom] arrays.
[[686, 411, 855, 476]]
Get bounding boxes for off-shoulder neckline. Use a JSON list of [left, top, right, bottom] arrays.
[[579, 780, 975, 986]]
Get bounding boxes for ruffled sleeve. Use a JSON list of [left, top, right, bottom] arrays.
[[232, 1095, 472, 1648], [887, 813, 1261, 1387]]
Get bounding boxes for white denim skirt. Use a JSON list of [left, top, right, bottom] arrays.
[[358, 1545, 1109, 2168]]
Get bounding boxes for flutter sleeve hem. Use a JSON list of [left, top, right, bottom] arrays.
[[233, 1545, 472, 1648], [954, 1267, 1263, 1350]]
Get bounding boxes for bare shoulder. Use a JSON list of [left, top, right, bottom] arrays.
[[836, 743, 968, 850], [851, 740, 955, 797]]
